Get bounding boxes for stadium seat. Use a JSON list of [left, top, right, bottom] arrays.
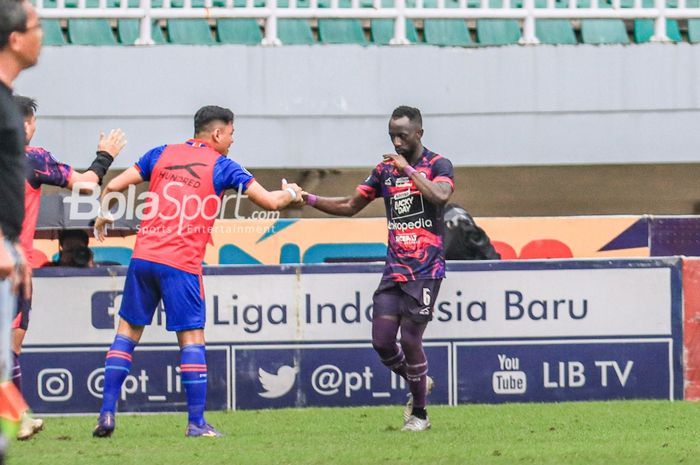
[[689, 20, 700, 43], [423, 19, 473, 46], [280, 243, 301, 264], [52, 246, 133, 265], [67, 19, 119, 45], [318, 19, 368, 44], [580, 19, 629, 44], [370, 19, 419, 44], [118, 20, 167, 45], [42, 19, 67, 46], [217, 19, 263, 44], [92, 247, 133, 265], [167, 19, 216, 45], [219, 244, 262, 265], [633, 19, 681, 43], [535, 20, 577, 44], [302, 243, 387, 264], [476, 19, 521, 45], [278, 19, 315, 44]]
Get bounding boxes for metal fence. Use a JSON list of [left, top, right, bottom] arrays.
[[36, 0, 700, 46]]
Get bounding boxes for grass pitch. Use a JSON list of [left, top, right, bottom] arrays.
[[8, 400, 700, 465]]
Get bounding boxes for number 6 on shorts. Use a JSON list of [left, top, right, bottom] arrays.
[[422, 288, 431, 306]]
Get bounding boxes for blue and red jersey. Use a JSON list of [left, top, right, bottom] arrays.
[[357, 148, 454, 282], [20, 147, 73, 267], [132, 139, 254, 274]]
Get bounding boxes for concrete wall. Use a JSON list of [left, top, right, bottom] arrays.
[[15, 43, 700, 169]]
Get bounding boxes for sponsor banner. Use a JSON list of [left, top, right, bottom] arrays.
[[20, 347, 229, 414], [233, 344, 450, 410], [26, 259, 679, 345], [31, 215, 654, 266], [455, 341, 674, 403]]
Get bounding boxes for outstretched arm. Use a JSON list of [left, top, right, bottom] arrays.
[[302, 190, 372, 217], [94, 166, 144, 241]]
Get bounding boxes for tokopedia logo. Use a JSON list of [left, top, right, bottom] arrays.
[[258, 364, 299, 399], [387, 218, 433, 231]]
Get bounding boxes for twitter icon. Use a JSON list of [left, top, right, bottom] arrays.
[[258, 364, 299, 399]]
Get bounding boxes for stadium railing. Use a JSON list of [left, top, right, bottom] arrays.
[[36, 0, 700, 45]]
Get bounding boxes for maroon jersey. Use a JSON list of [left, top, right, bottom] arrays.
[[357, 148, 454, 282]]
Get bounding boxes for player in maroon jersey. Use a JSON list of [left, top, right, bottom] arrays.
[[302, 106, 454, 431]]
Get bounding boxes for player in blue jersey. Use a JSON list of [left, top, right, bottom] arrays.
[[302, 106, 454, 431], [92, 106, 303, 439]]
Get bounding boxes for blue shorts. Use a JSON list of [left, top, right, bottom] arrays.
[[119, 258, 205, 332]]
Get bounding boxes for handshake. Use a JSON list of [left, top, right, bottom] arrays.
[[280, 178, 313, 208]]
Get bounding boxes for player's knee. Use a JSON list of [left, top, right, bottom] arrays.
[[371, 337, 395, 354]]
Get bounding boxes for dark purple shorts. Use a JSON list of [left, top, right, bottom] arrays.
[[372, 279, 442, 323]]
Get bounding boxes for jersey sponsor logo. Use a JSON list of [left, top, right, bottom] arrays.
[[387, 217, 433, 231], [163, 162, 207, 179], [395, 177, 411, 188], [384, 178, 392, 186], [390, 189, 425, 219], [395, 233, 417, 244]]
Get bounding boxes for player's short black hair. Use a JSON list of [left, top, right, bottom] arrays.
[[194, 105, 234, 135], [14, 95, 37, 118], [0, 0, 28, 49], [391, 106, 422, 127], [58, 229, 89, 247]]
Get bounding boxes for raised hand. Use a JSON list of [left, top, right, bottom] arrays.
[[382, 153, 409, 171], [97, 129, 128, 158]]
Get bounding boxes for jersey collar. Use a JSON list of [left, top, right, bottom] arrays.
[[186, 138, 213, 149]]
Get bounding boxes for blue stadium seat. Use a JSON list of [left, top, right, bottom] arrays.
[[92, 247, 133, 265], [167, 19, 216, 44], [318, 19, 368, 44], [52, 246, 133, 265], [303, 243, 387, 264], [67, 19, 119, 45], [219, 244, 262, 264], [42, 20, 67, 46], [217, 19, 263, 44], [370, 19, 420, 44], [118, 20, 167, 45], [278, 20, 316, 44]]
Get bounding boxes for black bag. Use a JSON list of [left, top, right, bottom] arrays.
[[443, 204, 501, 260]]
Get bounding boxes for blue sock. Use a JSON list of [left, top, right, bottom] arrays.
[[100, 334, 136, 416], [181, 344, 207, 426]]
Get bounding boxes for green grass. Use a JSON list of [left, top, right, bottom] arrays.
[[8, 401, 700, 465]]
